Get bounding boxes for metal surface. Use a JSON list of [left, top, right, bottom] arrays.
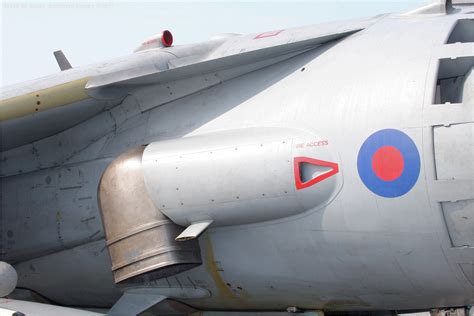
[[134, 30, 174, 52], [434, 66, 473, 248], [176, 221, 214, 241], [142, 127, 342, 226], [1, 1, 474, 313], [0, 299, 104, 316], [53, 50, 72, 71], [0, 262, 17, 297], [108, 286, 211, 316], [108, 291, 166, 316], [98, 146, 201, 284]]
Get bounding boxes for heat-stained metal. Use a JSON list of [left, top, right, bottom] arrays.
[[98, 146, 202, 284]]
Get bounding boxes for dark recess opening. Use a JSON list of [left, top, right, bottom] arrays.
[[447, 19, 474, 44], [434, 56, 474, 104]]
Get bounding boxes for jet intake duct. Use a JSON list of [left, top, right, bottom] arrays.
[[98, 146, 201, 284]]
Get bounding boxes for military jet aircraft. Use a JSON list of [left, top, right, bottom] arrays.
[[0, 0, 473, 315]]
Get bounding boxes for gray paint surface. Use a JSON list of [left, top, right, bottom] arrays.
[[0, 1, 473, 313]]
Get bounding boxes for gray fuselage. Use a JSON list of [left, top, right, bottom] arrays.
[[1, 7, 473, 312]]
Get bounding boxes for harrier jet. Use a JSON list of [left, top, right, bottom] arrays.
[[0, 0, 473, 315]]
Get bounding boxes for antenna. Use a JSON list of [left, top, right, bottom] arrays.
[[53, 50, 72, 71]]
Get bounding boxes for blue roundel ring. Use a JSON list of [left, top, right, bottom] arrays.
[[357, 129, 420, 198]]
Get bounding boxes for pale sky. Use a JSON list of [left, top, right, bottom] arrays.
[[1, 0, 428, 86]]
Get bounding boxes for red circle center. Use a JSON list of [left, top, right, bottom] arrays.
[[371, 146, 404, 181]]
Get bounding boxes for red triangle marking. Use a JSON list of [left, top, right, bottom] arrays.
[[294, 157, 339, 190]]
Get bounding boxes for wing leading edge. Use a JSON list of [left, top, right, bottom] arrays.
[[0, 17, 379, 150]]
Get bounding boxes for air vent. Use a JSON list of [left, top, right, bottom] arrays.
[[434, 57, 474, 104], [447, 19, 474, 44]]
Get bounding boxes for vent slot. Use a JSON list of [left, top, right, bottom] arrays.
[[434, 57, 474, 104], [300, 162, 332, 183], [447, 19, 474, 44]]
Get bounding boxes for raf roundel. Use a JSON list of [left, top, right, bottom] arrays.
[[357, 129, 420, 198]]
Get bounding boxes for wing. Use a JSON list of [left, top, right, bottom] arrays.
[[0, 69, 117, 151], [0, 17, 379, 150], [85, 18, 376, 95]]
